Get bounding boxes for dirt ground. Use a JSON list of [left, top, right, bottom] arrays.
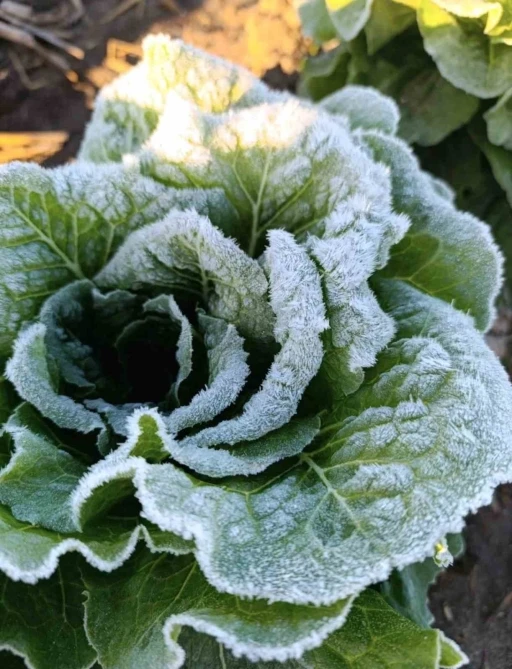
[[0, 2, 511, 667]]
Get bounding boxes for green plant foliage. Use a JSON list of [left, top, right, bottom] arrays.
[[2, 35, 510, 668], [297, 0, 512, 295]]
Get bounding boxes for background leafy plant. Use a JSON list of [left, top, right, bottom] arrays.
[[297, 0, 512, 287], [0, 35, 510, 668]]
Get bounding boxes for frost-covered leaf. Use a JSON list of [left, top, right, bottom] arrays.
[[138, 95, 398, 256], [96, 209, 274, 342], [84, 547, 354, 669], [485, 87, 512, 150], [0, 497, 189, 586], [79, 35, 278, 163], [177, 589, 463, 668], [0, 406, 189, 581], [0, 404, 89, 532], [439, 634, 468, 668], [136, 282, 512, 605], [0, 162, 184, 357], [320, 84, 400, 135], [418, 0, 512, 98], [125, 409, 320, 478], [0, 556, 96, 669], [361, 130, 502, 331], [176, 231, 327, 448], [0, 502, 139, 584], [166, 313, 249, 435], [307, 228, 403, 392], [5, 324, 106, 441]]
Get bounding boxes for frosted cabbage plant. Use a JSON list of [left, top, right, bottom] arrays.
[[0, 35, 511, 669]]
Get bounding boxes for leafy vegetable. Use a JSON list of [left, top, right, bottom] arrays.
[[296, 0, 512, 294], [0, 35, 508, 668]]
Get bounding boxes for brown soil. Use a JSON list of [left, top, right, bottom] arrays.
[[431, 485, 512, 668], [0, 2, 511, 667]]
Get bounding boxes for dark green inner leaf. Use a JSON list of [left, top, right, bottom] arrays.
[[41, 281, 209, 412]]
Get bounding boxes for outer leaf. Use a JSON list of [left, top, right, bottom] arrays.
[[0, 408, 190, 582], [0, 502, 190, 587], [79, 35, 278, 163], [325, 0, 374, 42], [83, 547, 354, 668], [439, 634, 468, 668], [300, 589, 465, 669], [484, 87, 512, 150], [0, 162, 180, 357], [0, 556, 96, 669], [295, 0, 338, 43], [397, 68, 479, 146], [135, 283, 512, 606], [361, 130, 502, 331], [471, 119, 512, 206], [298, 45, 353, 102], [418, 0, 512, 98], [0, 503, 139, 584], [0, 405, 89, 532], [320, 84, 400, 135], [364, 0, 416, 53], [177, 589, 462, 668]]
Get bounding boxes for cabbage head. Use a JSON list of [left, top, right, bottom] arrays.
[[0, 35, 510, 669]]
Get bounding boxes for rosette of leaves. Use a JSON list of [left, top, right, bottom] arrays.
[[0, 36, 511, 669], [296, 1, 512, 288]]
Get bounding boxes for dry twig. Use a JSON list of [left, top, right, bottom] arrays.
[[100, 0, 146, 25], [0, 19, 70, 71]]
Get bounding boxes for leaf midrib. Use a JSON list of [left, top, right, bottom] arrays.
[[9, 197, 85, 281]]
